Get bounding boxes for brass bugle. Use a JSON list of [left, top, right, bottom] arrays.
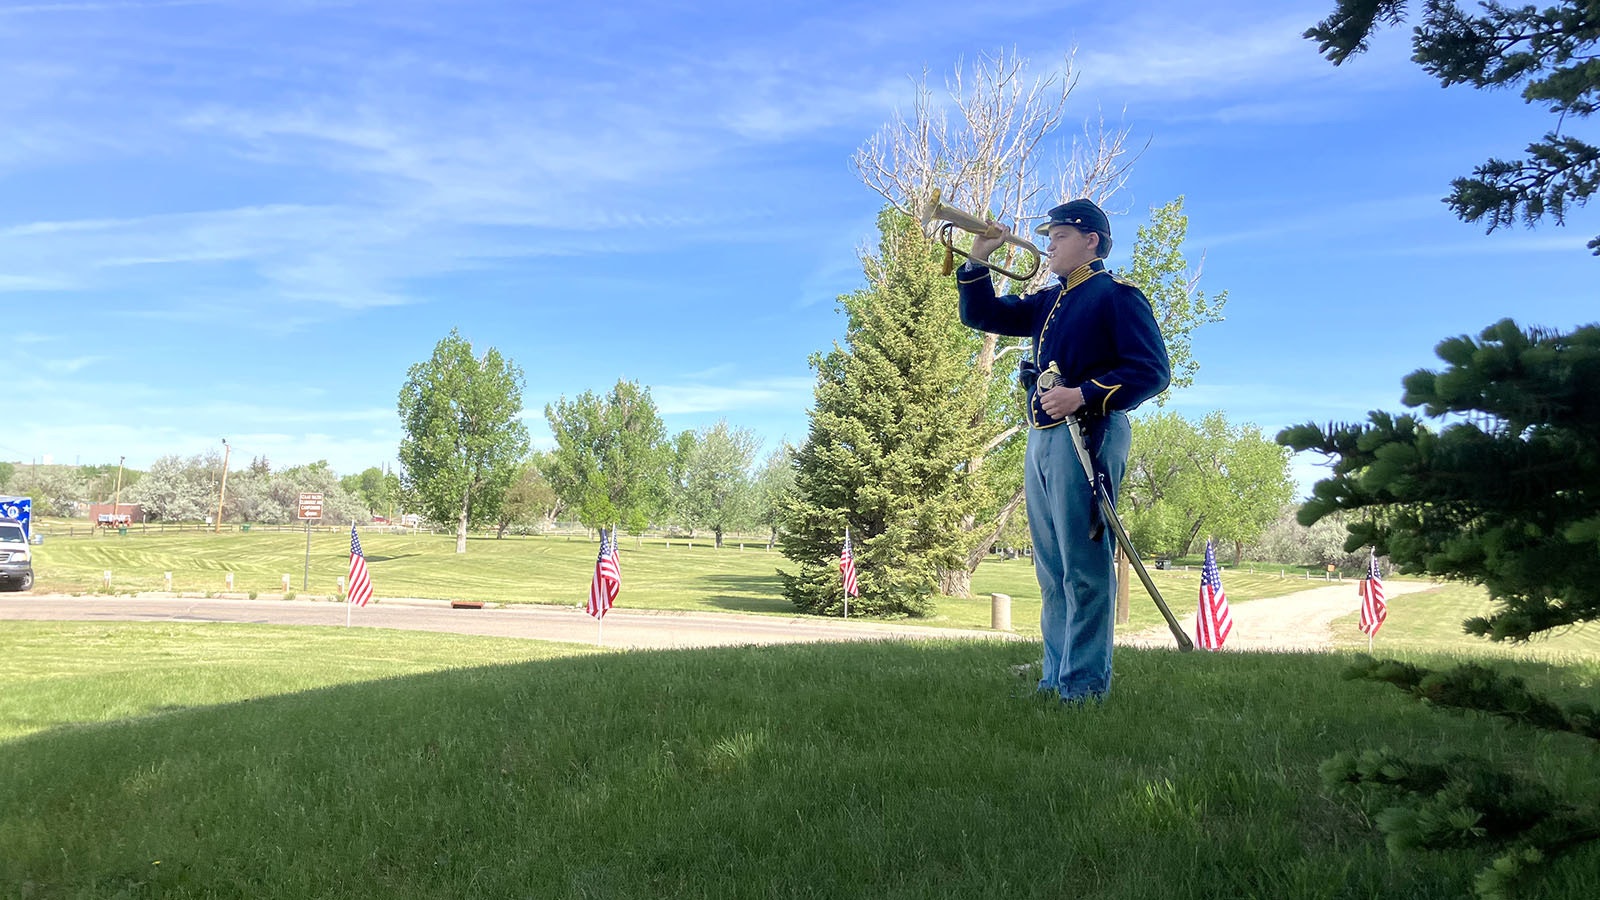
[[918, 188, 1042, 281]]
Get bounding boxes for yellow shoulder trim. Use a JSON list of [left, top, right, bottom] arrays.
[[957, 270, 989, 284]]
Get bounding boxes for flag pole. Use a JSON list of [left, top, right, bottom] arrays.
[[347, 519, 354, 628], [843, 527, 849, 619]]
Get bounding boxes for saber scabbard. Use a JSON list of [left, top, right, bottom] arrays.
[[1066, 417, 1195, 652]]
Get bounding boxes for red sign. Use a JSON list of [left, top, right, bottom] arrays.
[[297, 492, 325, 520]]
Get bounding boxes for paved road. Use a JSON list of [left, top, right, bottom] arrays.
[[0, 594, 1017, 650]]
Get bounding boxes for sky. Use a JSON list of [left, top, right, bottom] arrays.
[[7, 0, 1597, 495]]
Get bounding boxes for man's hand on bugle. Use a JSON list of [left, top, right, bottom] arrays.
[[968, 221, 1009, 262]]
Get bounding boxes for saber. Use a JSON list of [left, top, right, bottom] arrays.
[[1066, 417, 1195, 652]]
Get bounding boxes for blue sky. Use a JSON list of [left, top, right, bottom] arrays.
[[8, 0, 1597, 493]]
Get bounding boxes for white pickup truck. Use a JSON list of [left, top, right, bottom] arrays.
[[0, 518, 31, 591]]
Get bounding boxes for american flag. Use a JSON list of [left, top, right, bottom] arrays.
[[588, 526, 620, 619], [346, 523, 373, 607], [1359, 550, 1387, 636], [840, 528, 859, 598], [1194, 539, 1232, 650]]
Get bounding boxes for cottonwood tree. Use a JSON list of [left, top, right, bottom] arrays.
[[1308, 0, 1600, 254], [542, 379, 670, 539], [1121, 411, 1294, 563], [397, 330, 530, 553], [494, 454, 561, 537], [854, 51, 1225, 596], [668, 420, 758, 548], [750, 442, 796, 550]]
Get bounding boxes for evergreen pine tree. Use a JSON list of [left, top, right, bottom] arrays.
[[1280, 319, 1600, 641], [777, 211, 986, 617]]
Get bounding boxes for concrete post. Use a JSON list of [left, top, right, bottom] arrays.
[[990, 593, 1012, 632]]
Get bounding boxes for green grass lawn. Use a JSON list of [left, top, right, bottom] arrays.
[[2, 621, 1598, 898], [25, 529, 1345, 641]]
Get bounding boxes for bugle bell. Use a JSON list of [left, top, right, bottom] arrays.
[[918, 188, 1043, 281]]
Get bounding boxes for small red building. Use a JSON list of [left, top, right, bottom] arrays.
[[87, 502, 145, 525]]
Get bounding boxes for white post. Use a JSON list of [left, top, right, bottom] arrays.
[[225, 572, 234, 591], [282, 574, 291, 593], [164, 571, 172, 591], [991, 593, 1012, 631], [103, 570, 112, 588]]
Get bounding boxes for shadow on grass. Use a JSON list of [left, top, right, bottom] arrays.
[[5, 642, 1589, 898], [703, 594, 794, 615], [698, 574, 785, 590]]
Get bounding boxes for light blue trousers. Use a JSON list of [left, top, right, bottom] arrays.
[[1024, 413, 1131, 700]]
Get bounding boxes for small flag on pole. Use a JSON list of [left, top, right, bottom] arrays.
[[588, 526, 620, 619], [840, 528, 859, 599], [346, 523, 373, 607], [1195, 539, 1232, 650], [1358, 550, 1387, 637]]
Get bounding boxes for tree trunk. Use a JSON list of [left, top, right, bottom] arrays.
[[941, 486, 1026, 597], [456, 489, 470, 554], [496, 521, 508, 539], [938, 566, 972, 598], [1178, 518, 1205, 558], [1233, 540, 1243, 567], [767, 527, 777, 551], [714, 525, 724, 549]]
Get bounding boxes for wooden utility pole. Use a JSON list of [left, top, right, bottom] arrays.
[[112, 455, 125, 524], [214, 439, 231, 533]]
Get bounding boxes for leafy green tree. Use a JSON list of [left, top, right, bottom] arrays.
[[127, 453, 218, 522], [1308, 1, 1600, 254], [397, 330, 531, 554], [670, 420, 758, 548], [1280, 319, 1600, 642], [542, 379, 670, 538], [1122, 411, 1294, 562], [1246, 504, 1374, 572], [494, 455, 561, 538], [778, 212, 986, 617], [1125, 197, 1229, 393], [0, 461, 14, 490], [750, 442, 796, 550], [339, 466, 394, 517]]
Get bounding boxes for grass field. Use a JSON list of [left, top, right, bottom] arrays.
[[2, 618, 1598, 899], [25, 528, 1356, 639]]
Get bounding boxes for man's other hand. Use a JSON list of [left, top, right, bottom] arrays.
[[1040, 386, 1085, 419]]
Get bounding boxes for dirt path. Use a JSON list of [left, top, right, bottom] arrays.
[[1119, 579, 1437, 651]]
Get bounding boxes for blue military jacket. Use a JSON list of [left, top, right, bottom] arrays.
[[957, 259, 1171, 429]]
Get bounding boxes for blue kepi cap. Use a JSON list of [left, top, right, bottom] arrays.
[[1034, 199, 1111, 237]]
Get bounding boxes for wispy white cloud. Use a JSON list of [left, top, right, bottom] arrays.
[[653, 378, 815, 416], [0, 1, 214, 16], [41, 355, 106, 374]]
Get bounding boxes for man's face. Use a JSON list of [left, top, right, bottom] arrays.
[[1045, 225, 1097, 277]]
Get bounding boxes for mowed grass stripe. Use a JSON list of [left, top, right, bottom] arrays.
[[2, 623, 1598, 897]]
